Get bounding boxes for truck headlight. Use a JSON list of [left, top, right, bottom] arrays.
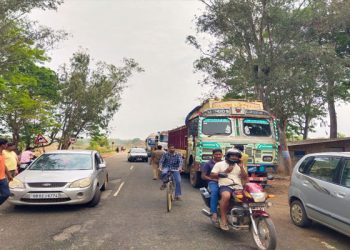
[[251, 192, 267, 202], [263, 156, 273, 162], [9, 178, 25, 189], [70, 178, 92, 188]]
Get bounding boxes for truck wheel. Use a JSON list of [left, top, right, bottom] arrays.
[[190, 167, 202, 188]]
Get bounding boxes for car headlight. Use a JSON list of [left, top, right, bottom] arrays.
[[251, 192, 267, 202], [69, 178, 92, 188], [9, 178, 25, 189]]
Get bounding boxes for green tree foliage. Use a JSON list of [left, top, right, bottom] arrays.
[[188, 0, 350, 174], [56, 50, 143, 149], [0, 24, 60, 147]]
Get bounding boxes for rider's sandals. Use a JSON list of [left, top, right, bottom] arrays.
[[219, 221, 229, 231]]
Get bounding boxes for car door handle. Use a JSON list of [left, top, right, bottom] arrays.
[[336, 193, 345, 198]]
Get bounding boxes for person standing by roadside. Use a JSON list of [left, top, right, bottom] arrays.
[[150, 145, 165, 180], [20, 147, 34, 165], [0, 138, 13, 205], [159, 145, 183, 200], [201, 148, 223, 224], [3, 142, 19, 178]]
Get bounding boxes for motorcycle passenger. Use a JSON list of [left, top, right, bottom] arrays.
[[200, 148, 223, 224], [210, 149, 248, 231]]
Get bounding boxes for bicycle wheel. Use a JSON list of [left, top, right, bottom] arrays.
[[171, 177, 176, 201], [166, 182, 172, 212]]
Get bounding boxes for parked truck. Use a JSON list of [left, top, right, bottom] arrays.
[[168, 99, 279, 188]]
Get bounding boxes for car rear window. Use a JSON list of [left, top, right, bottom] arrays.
[[341, 159, 350, 188]]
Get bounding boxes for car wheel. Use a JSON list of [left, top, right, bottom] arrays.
[[290, 200, 312, 227], [101, 175, 108, 191], [87, 186, 101, 207]]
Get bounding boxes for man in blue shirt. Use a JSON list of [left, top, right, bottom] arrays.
[[159, 145, 183, 200], [201, 148, 223, 223]]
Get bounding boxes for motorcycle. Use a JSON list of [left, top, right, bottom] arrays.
[[200, 173, 277, 250]]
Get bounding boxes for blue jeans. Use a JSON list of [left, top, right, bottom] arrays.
[[161, 169, 181, 197], [208, 181, 219, 214], [0, 178, 10, 205]]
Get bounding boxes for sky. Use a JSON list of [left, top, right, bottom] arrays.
[[30, 0, 350, 139]]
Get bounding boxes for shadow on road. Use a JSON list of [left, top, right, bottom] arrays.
[[10, 204, 90, 214]]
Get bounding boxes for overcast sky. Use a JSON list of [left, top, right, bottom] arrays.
[[31, 0, 350, 139]]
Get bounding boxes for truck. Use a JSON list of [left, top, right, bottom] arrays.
[[168, 99, 279, 188], [145, 131, 169, 153]]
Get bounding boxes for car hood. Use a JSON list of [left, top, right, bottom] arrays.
[[130, 153, 148, 157], [17, 170, 93, 183]]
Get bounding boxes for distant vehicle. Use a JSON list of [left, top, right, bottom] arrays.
[[9, 150, 108, 207], [128, 148, 148, 162], [289, 152, 350, 237], [168, 99, 279, 188], [156, 131, 168, 151], [145, 134, 157, 153]]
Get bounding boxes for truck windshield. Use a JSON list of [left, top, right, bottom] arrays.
[[160, 135, 168, 142], [202, 118, 232, 136], [243, 118, 271, 137]]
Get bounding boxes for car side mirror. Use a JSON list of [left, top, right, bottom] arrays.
[[98, 163, 106, 169]]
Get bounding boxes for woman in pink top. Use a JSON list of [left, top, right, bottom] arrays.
[[20, 147, 34, 164]]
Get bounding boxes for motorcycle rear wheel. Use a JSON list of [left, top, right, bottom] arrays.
[[251, 217, 277, 250]]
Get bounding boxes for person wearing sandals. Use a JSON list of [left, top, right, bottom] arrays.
[[210, 149, 248, 231], [201, 148, 223, 224]]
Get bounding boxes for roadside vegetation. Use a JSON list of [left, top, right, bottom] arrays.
[[188, 0, 350, 173], [0, 0, 143, 150]]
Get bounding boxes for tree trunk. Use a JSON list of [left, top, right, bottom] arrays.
[[278, 120, 293, 175], [302, 114, 310, 140], [328, 80, 337, 138]]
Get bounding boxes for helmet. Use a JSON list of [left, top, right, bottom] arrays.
[[225, 148, 242, 165]]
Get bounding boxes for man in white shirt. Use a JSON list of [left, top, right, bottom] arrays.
[[210, 149, 248, 231]]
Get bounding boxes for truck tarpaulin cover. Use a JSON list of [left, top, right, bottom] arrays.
[[168, 126, 188, 150]]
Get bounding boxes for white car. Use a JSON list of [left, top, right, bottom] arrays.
[[9, 150, 108, 207], [127, 148, 148, 162]]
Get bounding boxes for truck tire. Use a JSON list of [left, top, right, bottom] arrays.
[[190, 166, 202, 188]]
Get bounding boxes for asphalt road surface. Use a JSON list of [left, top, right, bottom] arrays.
[[0, 153, 349, 250]]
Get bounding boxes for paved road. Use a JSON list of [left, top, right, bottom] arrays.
[[0, 154, 349, 250]]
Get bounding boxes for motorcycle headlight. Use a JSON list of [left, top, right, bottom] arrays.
[[9, 178, 25, 189], [251, 192, 267, 202], [69, 178, 92, 188]]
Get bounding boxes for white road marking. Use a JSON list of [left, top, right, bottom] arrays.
[[321, 242, 337, 250], [113, 182, 125, 197], [130, 166, 134, 170]]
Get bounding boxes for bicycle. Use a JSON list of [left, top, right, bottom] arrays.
[[165, 170, 176, 212]]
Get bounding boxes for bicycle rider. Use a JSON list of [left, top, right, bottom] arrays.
[[159, 145, 183, 201]]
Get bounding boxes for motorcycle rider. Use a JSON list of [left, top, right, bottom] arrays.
[[200, 148, 223, 224], [210, 149, 248, 231]]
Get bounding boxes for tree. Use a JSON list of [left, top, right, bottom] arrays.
[[0, 24, 60, 147], [309, 0, 350, 138], [56, 50, 143, 149], [188, 0, 332, 174]]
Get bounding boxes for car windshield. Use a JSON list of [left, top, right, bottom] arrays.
[[202, 118, 232, 136], [243, 118, 272, 137], [29, 153, 92, 171], [131, 148, 146, 153]]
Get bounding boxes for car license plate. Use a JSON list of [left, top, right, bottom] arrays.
[[29, 193, 60, 199], [137, 158, 142, 161]]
